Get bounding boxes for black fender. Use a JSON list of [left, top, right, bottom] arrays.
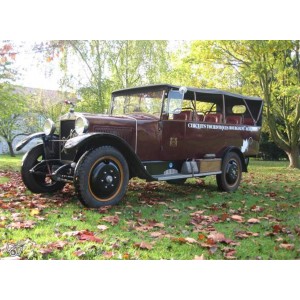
[[221, 146, 247, 172], [15, 132, 60, 152], [15, 132, 44, 151], [63, 133, 155, 181]]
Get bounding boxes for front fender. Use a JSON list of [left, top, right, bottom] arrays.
[[15, 132, 45, 151], [63, 133, 155, 181], [63, 133, 97, 151]]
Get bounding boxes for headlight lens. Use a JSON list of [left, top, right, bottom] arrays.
[[75, 116, 89, 134], [43, 119, 56, 135]]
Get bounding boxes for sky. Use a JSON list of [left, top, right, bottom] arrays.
[[13, 41, 63, 91]]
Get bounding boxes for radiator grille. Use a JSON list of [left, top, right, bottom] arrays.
[[60, 120, 76, 161]]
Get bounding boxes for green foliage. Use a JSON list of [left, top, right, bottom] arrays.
[[180, 40, 300, 168], [107, 40, 169, 90], [0, 84, 29, 156], [41, 40, 170, 113]]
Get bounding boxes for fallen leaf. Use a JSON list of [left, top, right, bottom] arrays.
[[275, 237, 284, 242], [39, 248, 53, 255], [231, 215, 244, 223], [250, 205, 264, 212], [134, 241, 153, 250], [73, 250, 85, 257], [78, 231, 103, 243], [47, 241, 68, 250], [194, 254, 205, 260], [247, 218, 260, 224], [198, 233, 206, 241], [235, 231, 259, 239], [190, 210, 205, 216], [7, 220, 36, 229], [220, 213, 230, 221], [223, 249, 236, 259], [97, 225, 109, 232], [279, 243, 294, 250], [30, 209, 40, 216], [101, 215, 119, 225], [103, 251, 114, 259], [273, 224, 283, 234], [185, 237, 198, 244], [150, 232, 163, 238], [266, 192, 277, 198], [62, 230, 82, 237], [208, 232, 226, 242], [295, 226, 300, 236]]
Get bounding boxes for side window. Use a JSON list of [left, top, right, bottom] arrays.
[[196, 102, 216, 114], [232, 105, 246, 114]]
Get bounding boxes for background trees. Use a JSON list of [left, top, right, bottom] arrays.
[[0, 42, 29, 156], [179, 41, 300, 168], [40, 40, 169, 113], [0, 40, 299, 167]]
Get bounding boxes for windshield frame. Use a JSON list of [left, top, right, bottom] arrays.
[[110, 89, 165, 117]]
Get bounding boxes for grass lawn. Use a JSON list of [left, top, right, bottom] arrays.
[[0, 154, 23, 171], [0, 155, 299, 260]]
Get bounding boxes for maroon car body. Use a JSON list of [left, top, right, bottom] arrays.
[[16, 84, 263, 208]]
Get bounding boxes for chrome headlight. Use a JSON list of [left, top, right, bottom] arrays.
[[75, 116, 89, 134], [43, 119, 56, 135]]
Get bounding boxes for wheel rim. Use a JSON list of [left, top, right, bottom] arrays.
[[88, 156, 123, 202], [225, 159, 239, 185]]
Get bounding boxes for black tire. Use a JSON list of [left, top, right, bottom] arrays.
[[74, 146, 129, 208], [166, 178, 187, 185], [216, 152, 242, 192], [21, 144, 65, 193]]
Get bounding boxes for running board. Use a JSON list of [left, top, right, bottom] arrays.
[[153, 171, 222, 181]]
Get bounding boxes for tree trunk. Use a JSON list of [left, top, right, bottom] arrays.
[[7, 141, 15, 157], [286, 146, 300, 169]]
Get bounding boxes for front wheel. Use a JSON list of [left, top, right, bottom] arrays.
[[21, 144, 65, 193], [216, 152, 242, 192], [74, 146, 129, 208]]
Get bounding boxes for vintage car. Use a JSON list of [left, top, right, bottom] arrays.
[[16, 84, 263, 208]]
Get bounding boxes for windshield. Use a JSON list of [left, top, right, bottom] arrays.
[[111, 90, 164, 117]]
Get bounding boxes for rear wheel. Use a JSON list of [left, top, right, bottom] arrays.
[[216, 152, 242, 192], [21, 144, 65, 193], [74, 146, 129, 208]]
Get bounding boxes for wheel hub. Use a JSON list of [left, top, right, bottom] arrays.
[[226, 160, 238, 184], [90, 160, 120, 198], [105, 175, 113, 183]]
